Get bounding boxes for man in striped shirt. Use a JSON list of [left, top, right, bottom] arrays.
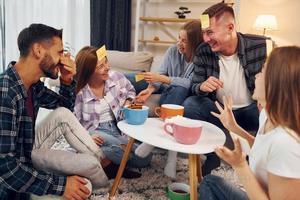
[[183, 3, 267, 175]]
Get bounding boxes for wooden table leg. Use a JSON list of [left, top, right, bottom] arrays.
[[188, 154, 198, 200], [109, 137, 135, 199], [196, 155, 203, 183]]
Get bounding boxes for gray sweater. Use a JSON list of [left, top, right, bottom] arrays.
[[153, 44, 194, 91]]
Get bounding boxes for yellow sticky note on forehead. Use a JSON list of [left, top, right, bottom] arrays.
[[96, 45, 107, 60], [200, 14, 210, 29]]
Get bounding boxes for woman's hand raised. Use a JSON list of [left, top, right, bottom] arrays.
[[211, 96, 238, 133]]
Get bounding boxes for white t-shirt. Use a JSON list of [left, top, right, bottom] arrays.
[[95, 97, 115, 123], [249, 109, 300, 190], [216, 53, 253, 109]]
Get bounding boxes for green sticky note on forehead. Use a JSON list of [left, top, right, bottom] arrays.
[[200, 14, 209, 29]]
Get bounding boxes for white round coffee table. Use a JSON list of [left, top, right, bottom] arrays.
[[109, 118, 226, 200]]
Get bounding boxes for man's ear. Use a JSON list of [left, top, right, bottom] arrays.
[[32, 43, 44, 59], [227, 23, 234, 33]]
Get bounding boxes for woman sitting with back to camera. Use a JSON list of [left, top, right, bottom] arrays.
[[133, 20, 203, 179], [74, 46, 152, 179], [199, 46, 300, 199]]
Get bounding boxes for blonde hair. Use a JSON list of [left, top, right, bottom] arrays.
[[265, 46, 300, 137]]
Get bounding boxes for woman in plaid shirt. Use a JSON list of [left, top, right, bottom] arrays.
[[74, 46, 152, 179]]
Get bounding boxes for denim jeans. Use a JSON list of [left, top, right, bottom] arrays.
[[183, 96, 259, 175], [159, 85, 190, 106], [198, 175, 249, 200], [183, 96, 259, 133], [91, 121, 152, 168]]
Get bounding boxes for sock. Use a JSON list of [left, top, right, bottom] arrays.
[[135, 143, 154, 158], [199, 154, 207, 165], [103, 162, 141, 179], [164, 151, 177, 179]]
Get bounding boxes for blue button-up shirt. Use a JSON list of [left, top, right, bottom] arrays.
[[0, 62, 76, 199]]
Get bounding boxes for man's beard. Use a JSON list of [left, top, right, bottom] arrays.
[[39, 53, 59, 79]]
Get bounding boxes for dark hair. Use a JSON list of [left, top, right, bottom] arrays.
[[17, 23, 62, 57], [203, 2, 235, 20], [75, 46, 98, 94], [265, 46, 300, 137], [181, 20, 203, 59]]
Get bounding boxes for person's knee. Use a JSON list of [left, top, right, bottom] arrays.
[[199, 174, 215, 193], [51, 107, 75, 121], [171, 86, 189, 95], [182, 96, 197, 107]]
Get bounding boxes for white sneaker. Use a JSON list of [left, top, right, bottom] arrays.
[[164, 151, 177, 179], [135, 143, 154, 158], [164, 161, 176, 179]]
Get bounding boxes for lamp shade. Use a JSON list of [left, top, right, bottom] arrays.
[[254, 15, 278, 31]]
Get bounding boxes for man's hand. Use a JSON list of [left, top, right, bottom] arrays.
[[135, 88, 153, 103], [63, 175, 90, 200], [59, 53, 76, 84], [200, 76, 223, 93], [92, 135, 104, 146]]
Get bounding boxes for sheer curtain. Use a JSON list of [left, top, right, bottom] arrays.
[[2, 0, 90, 72], [0, 0, 5, 72]]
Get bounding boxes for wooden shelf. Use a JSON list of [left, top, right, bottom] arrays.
[[139, 39, 176, 44], [140, 16, 199, 23]]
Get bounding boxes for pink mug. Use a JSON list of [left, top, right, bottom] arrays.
[[163, 119, 202, 145]]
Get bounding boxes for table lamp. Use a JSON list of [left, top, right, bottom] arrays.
[[253, 15, 278, 36]]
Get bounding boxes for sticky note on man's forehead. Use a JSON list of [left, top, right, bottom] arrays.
[[200, 14, 209, 29], [96, 45, 107, 61]]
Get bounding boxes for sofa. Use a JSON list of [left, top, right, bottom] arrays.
[[107, 50, 163, 117], [44, 50, 163, 118]]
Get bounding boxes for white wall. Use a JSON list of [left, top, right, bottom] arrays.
[[238, 0, 300, 46]]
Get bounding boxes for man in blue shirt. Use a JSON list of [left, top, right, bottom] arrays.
[[0, 24, 95, 200]]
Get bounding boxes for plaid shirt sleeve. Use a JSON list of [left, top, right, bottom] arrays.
[[35, 79, 76, 111], [191, 49, 211, 96], [0, 95, 67, 196]]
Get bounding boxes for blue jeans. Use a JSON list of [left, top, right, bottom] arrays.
[[125, 73, 190, 106], [159, 85, 190, 106], [91, 121, 152, 168], [183, 96, 259, 133], [198, 175, 249, 200]]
